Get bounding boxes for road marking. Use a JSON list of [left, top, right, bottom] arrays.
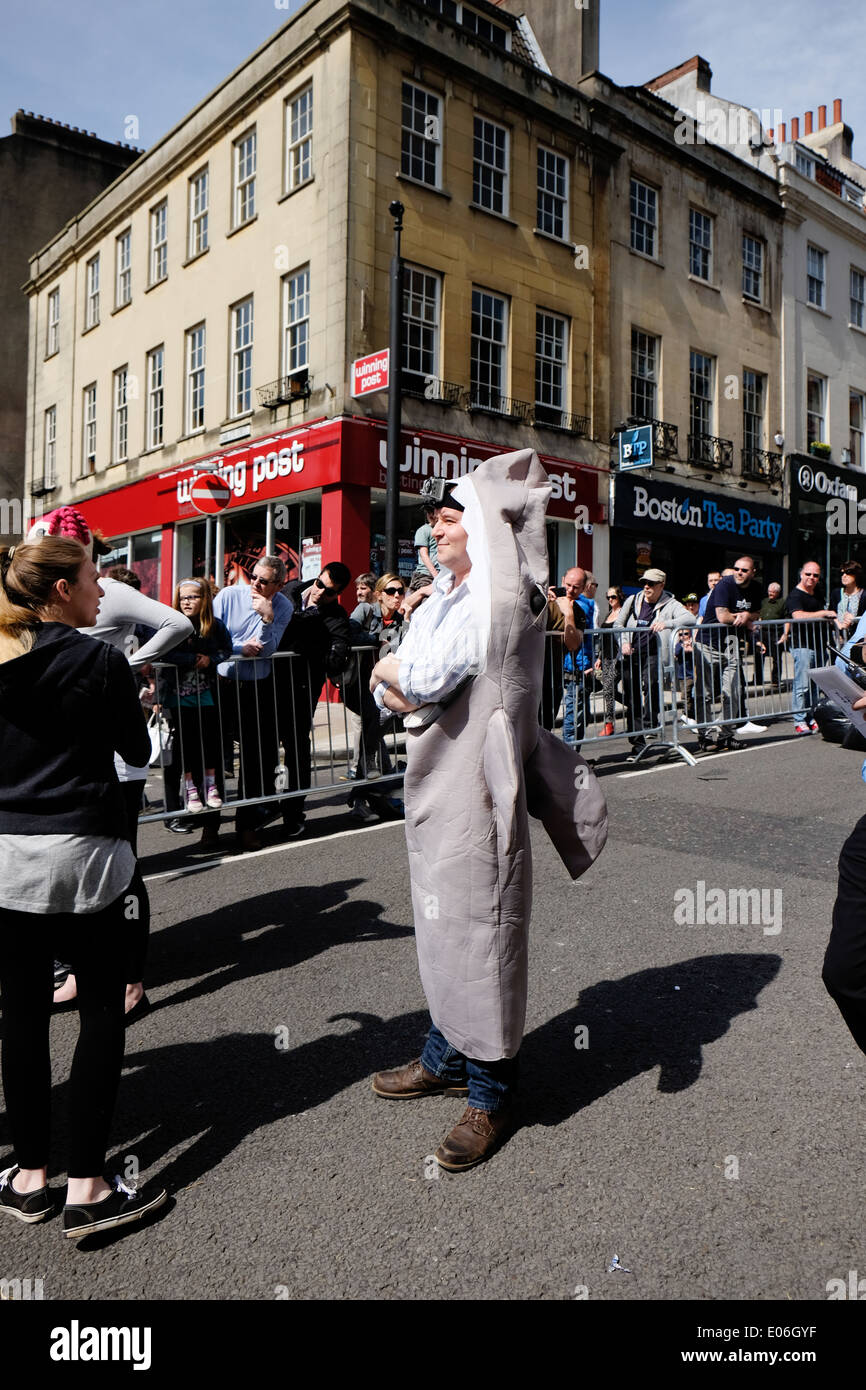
[[619, 737, 796, 778], [143, 818, 403, 883]]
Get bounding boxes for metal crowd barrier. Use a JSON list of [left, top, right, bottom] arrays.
[[543, 617, 837, 766], [139, 617, 841, 829], [139, 646, 404, 827]]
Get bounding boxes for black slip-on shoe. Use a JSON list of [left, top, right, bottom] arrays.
[[62, 1176, 167, 1240], [0, 1165, 54, 1223]]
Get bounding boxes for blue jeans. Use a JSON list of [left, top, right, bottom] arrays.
[[791, 647, 817, 723], [562, 676, 585, 747], [420, 1023, 517, 1112]]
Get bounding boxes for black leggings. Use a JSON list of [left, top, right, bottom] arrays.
[[0, 894, 128, 1177], [824, 812, 866, 1054], [121, 781, 150, 983]]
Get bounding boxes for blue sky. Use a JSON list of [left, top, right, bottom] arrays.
[[1, 0, 862, 160]]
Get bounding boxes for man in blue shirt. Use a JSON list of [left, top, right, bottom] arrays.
[[214, 556, 293, 851]]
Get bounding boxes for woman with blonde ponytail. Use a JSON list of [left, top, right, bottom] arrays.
[[0, 539, 167, 1238]]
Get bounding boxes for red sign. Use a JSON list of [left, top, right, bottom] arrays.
[[351, 350, 390, 397], [77, 416, 604, 538], [189, 471, 232, 514]]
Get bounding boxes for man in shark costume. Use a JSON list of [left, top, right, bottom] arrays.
[[369, 449, 608, 1170]]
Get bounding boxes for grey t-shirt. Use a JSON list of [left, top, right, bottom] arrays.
[[0, 835, 135, 914]]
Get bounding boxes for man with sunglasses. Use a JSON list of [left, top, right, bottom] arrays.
[[214, 557, 293, 851], [694, 556, 762, 751], [784, 562, 836, 734], [275, 562, 352, 837]]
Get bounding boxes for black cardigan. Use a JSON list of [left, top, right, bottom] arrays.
[[0, 623, 150, 836]]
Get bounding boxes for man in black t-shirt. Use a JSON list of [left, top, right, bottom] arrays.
[[784, 561, 836, 732], [694, 555, 763, 750]]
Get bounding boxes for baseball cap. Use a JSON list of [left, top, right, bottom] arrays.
[[642, 568, 666, 585], [682, 592, 699, 602]]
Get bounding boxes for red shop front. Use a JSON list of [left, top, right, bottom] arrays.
[[80, 415, 605, 604]]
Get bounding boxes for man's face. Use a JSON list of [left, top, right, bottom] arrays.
[[707, 572, 721, 590], [433, 507, 469, 568], [563, 569, 585, 600], [768, 583, 781, 600], [251, 564, 280, 596], [732, 558, 755, 587], [643, 579, 664, 604], [310, 571, 342, 606], [800, 564, 821, 592]]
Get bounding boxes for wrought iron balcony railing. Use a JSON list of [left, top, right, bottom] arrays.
[[401, 373, 463, 406], [740, 447, 783, 484], [609, 417, 678, 459], [533, 406, 589, 435], [256, 373, 311, 409], [466, 391, 532, 422], [687, 432, 734, 470]]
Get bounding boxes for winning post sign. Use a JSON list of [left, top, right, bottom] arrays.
[[351, 349, 390, 398], [188, 471, 232, 514]]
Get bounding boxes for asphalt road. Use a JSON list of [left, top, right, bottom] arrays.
[[2, 725, 865, 1306]]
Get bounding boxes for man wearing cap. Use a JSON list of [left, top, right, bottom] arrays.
[[614, 569, 697, 757], [694, 555, 763, 751]]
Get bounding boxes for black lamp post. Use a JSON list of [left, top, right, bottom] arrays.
[[385, 200, 404, 575]]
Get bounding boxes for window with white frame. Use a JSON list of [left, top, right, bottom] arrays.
[[43, 406, 57, 487], [115, 230, 131, 308], [535, 310, 568, 424], [630, 178, 657, 257], [82, 383, 97, 473], [113, 367, 129, 462], [146, 346, 164, 450], [743, 234, 764, 302], [473, 116, 509, 215], [230, 298, 254, 416], [401, 82, 441, 187], [402, 266, 441, 390], [282, 267, 310, 378], [150, 201, 167, 284], [85, 255, 100, 329], [689, 350, 714, 439], [743, 369, 766, 454], [189, 168, 209, 257], [807, 245, 826, 308], [185, 324, 206, 433], [689, 209, 712, 280], [851, 268, 866, 328], [807, 373, 826, 444], [46, 287, 60, 356], [851, 391, 865, 468], [470, 287, 507, 407], [537, 147, 568, 240], [631, 328, 658, 420], [232, 130, 256, 228], [286, 85, 313, 190], [796, 149, 815, 179]]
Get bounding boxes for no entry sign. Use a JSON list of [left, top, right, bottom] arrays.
[[188, 471, 232, 514], [351, 349, 390, 397]]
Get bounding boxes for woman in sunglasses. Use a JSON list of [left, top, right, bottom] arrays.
[[374, 573, 408, 658], [595, 586, 624, 736]]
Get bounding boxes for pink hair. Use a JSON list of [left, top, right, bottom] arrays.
[[27, 506, 93, 552]]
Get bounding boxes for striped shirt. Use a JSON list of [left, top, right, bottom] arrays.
[[375, 568, 485, 709]]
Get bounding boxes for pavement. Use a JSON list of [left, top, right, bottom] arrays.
[[2, 721, 865, 1308]]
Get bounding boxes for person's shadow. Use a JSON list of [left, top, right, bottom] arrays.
[[520, 953, 782, 1126], [139, 879, 414, 1011]]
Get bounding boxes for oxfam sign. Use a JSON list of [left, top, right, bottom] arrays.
[[797, 463, 858, 501]]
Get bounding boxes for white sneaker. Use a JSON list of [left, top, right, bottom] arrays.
[[205, 785, 222, 809], [186, 786, 205, 813]]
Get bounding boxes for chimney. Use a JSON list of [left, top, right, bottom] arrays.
[[834, 98, 843, 124], [819, 105, 827, 129], [767, 128, 774, 142], [791, 116, 800, 140], [805, 110, 813, 134], [778, 122, 786, 143]]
